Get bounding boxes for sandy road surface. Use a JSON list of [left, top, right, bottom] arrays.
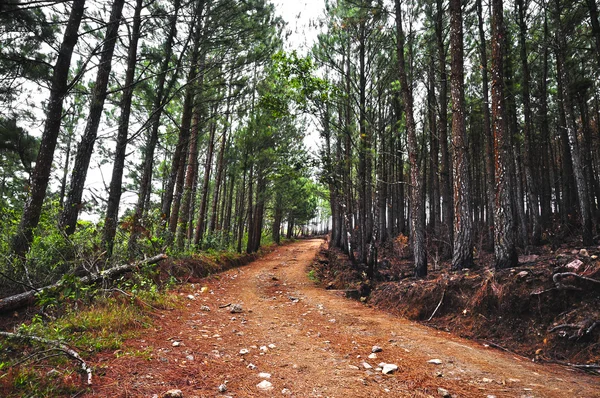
[[87, 239, 599, 397]]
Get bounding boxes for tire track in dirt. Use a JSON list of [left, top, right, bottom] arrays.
[[87, 239, 599, 397]]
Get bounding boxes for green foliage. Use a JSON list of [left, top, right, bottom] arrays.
[[260, 51, 333, 118]]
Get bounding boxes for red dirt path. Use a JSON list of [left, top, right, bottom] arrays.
[[85, 239, 599, 397]]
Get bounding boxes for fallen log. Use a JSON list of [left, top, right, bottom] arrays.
[[0, 254, 167, 313]]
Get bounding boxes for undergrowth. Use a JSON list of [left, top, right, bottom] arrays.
[[0, 268, 178, 397]]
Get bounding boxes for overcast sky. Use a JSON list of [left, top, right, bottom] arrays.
[[274, 0, 325, 53]]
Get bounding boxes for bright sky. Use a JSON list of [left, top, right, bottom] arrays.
[[274, 0, 325, 54], [274, 1, 326, 154]]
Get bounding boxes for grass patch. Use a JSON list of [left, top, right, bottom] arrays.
[[0, 289, 177, 397]]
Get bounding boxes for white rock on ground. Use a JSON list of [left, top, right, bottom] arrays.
[[257, 380, 274, 391], [258, 372, 271, 378], [239, 348, 249, 355], [368, 353, 377, 359], [381, 363, 398, 374], [372, 345, 383, 353], [428, 359, 443, 365]]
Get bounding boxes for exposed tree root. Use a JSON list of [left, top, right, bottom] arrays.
[[0, 331, 92, 385], [548, 319, 599, 339], [552, 272, 600, 291]]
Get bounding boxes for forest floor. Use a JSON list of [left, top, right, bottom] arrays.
[[82, 239, 598, 397]]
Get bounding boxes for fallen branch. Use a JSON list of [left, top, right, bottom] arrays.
[[548, 319, 599, 339], [0, 254, 167, 313], [552, 272, 600, 291], [0, 331, 92, 385], [427, 290, 445, 321]]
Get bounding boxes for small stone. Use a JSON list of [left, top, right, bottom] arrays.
[[372, 345, 383, 353], [247, 363, 257, 370], [368, 353, 377, 359], [282, 388, 292, 395], [172, 341, 181, 347], [230, 304, 243, 313], [516, 271, 529, 278], [257, 380, 274, 391], [258, 372, 272, 378], [437, 387, 451, 397], [428, 359, 443, 365], [186, 355, 194, 361], [348, 365, 360, 370], [579, 248, 589, 257], [487, 395, 497, 398], [482, 377, 493, 383], [268, 343, 276, 349], [362, 362, 373, 369], [239, 348, 250, 355], [162, 390, 183, 398], [260, 345, 269, 352], [187, 295, 196, 300], [382, 363, 398, 374], [566, 259, 584, 272], [218, 384, 227, 393], [200, 305, 210, 311], [591, 255, 598, 260]]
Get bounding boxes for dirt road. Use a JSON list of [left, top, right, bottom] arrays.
[[88, 239, 599, 397]]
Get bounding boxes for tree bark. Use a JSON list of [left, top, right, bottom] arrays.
[[435, 0, 453, 250], [102, 0, 144, 257], [395, 0, 427, 277], [450, 0, 473, 270], [194, 111, 216, 246], [516, 0, 541, 245], [492, 0, 518, 269], [11, 0, 86, 258], [476, 0, 495, 248], [59, 0, 126, 235]]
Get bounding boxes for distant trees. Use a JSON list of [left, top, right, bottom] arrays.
[[1, 0, 600, 290], [1, 0, 321, 290], [315, 0, 600, 276]]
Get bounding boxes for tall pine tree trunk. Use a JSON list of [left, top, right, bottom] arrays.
[[194, 111, 216, 246], [492, 0, 518, 269], [476, 0, 495, 248], [102, 0, 144, 257], [60, 0, 125, 235], [516, 0, 541, 245], [450, 0, 473, 270], [395, 0, 427, 277], [128, 0, 181, 254], [435, 0, 452, 251], [553, 0, 594, 245], [12, 0, 86, 258]]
